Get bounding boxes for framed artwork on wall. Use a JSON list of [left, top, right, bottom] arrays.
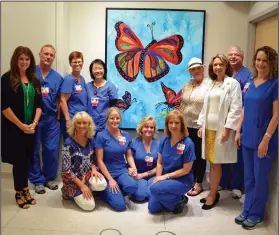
[[105, 8, 206, 130]]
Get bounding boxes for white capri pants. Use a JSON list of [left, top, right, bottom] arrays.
[[74, 175, 107, 211]]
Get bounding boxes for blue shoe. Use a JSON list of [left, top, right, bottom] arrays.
[[235, 214, 246, 225], [242, 219, 263, 230]]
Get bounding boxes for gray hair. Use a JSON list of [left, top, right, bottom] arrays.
[[228, 45, 244, 58]]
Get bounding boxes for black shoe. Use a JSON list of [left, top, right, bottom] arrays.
[[200, 197, 206, 203], [172, 201, 185, 214], [182, 195, 189, 205], [201, 192, 220, 210]]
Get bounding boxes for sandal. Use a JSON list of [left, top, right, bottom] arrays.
[[15, 191, 29, 209], [187, 187, 204, 197], [22, 188, 36, 205]]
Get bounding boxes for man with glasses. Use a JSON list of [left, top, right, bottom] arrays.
[[219, 46, 252, 199], [29, 45, 63, 194]]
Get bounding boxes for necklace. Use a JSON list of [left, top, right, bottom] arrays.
[[22, 83, 30, 106], [214, 80, 224, 87]]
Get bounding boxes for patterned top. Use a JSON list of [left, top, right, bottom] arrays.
[[180, 78, 211, 128], [61, 136, 94, 180]]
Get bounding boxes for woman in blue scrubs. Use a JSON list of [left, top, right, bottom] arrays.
[[87, 59, 118, 135], [60, 51, 88, 139], [235, 46, 278, 230], [95, 107, 138, 211], [148, 110, 195, 214], [130, 116, 159, 202]]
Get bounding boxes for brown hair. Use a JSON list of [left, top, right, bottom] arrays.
[[164, 110, 189, 137], [208, 53, 233, 80], [10, 46, 40, 93], [252, 46, 278, 79], [69, 51, 83, 63]]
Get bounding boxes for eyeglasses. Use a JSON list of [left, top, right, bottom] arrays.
[[71, 60, 83, 65]]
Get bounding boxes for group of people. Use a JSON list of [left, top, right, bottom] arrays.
[[1, 43, 277, 230]]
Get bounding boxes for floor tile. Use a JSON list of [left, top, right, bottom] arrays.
[[1, 228, 98, 235]]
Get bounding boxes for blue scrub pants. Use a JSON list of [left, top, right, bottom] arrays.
[[60, 117, 69, 140], [29, 115, 61, 185], [241, 145, 275, 222], [131, 177, 155, 202], [148, 179, 191, 213], [100, 173, 137, 211], [220, 147, 244, 190]]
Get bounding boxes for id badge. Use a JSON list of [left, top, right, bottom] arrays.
[[118, 136, 126, 146], [177, 143, 185, 154], [243, 82, 250, 93], [41, 87, 49, 97], [145, 156, 154, 166], [91, 97, 99, 107], [75, 85, 82, 93]]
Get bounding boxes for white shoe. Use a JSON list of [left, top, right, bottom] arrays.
[[232, 189, 242, 199]]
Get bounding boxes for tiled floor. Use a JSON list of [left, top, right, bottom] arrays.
[[1, 175, 272, 235]]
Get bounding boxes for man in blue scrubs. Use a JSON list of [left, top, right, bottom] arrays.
[[220, 46, 252, 199], [29, 45, 63, 194]]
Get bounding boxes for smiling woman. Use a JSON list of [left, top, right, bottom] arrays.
[[1, 46, 42, 209], [60, 51, 88, 140]]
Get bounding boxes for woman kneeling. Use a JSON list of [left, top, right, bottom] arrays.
[[61, 111, 107, 211], [148, 110, 195, 214]]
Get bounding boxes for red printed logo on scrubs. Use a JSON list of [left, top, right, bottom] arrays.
[[91, 97, 99, 107], [118, 136, 126, 146], [145, 156, 154, 166], [41, 87, 49, 97], [243, 82, 250, 93], [177, 143, 185, 154], [75, 85, 82, 94]]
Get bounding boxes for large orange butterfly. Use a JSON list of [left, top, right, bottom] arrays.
[[155, 82, 183, 111], [115, 21, 184, 83]]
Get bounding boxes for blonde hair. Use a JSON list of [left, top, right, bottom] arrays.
[[106, 107, 122, 120], [68, 111, 95, 138], [136, 116, 157, 139], [164, 110, 189, 137]]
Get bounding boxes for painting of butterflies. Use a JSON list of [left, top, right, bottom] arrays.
[[155, 82, 183, 111], [116, 91, 137, 112], [114, 21, 184, 83], [106, 8, 206, 129]]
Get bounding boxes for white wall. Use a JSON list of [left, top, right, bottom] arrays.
[[66, 2, 252, 82]]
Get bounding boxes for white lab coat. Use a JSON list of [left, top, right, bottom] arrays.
[[197, 76, 242, 163]]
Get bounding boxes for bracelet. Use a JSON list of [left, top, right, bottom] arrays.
[[265, 132, 271, 138], [33, 120, 38, 125], [165, 174, 170, 180]]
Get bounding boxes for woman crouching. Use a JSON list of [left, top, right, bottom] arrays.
[[61, 111, 107, 211]]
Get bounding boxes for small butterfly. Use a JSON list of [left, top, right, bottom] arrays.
[[116, 91, 137, 112], [115, 21, 184, 83], [155, 82, 183, 111]]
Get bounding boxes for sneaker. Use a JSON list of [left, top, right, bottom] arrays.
[[34, 184, 46, 194], [182, 195, 189, 205], [218, 186, 224, 191], [235, 214, 246, 225], [242, 218, 263, 230], [44, 181, 58, 190], [232, 189, 242, 199]]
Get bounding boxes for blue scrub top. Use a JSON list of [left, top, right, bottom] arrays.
[[131, 138, 159, 174], [159, 136, 196, 184], [87, 81, 118, 132], [95, 129, 131, 178], [61, 74, 88, 119], [36, 66, 63, 116], [234, 66, 252, 105], [242, 78, 278, 155]]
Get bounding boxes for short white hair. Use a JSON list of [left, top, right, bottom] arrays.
[[228, 45, 244, 58]]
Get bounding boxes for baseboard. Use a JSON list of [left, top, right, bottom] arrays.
[[1, 171, 13, 178]]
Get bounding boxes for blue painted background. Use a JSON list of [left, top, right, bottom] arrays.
[[106, 8, 205, 129]]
